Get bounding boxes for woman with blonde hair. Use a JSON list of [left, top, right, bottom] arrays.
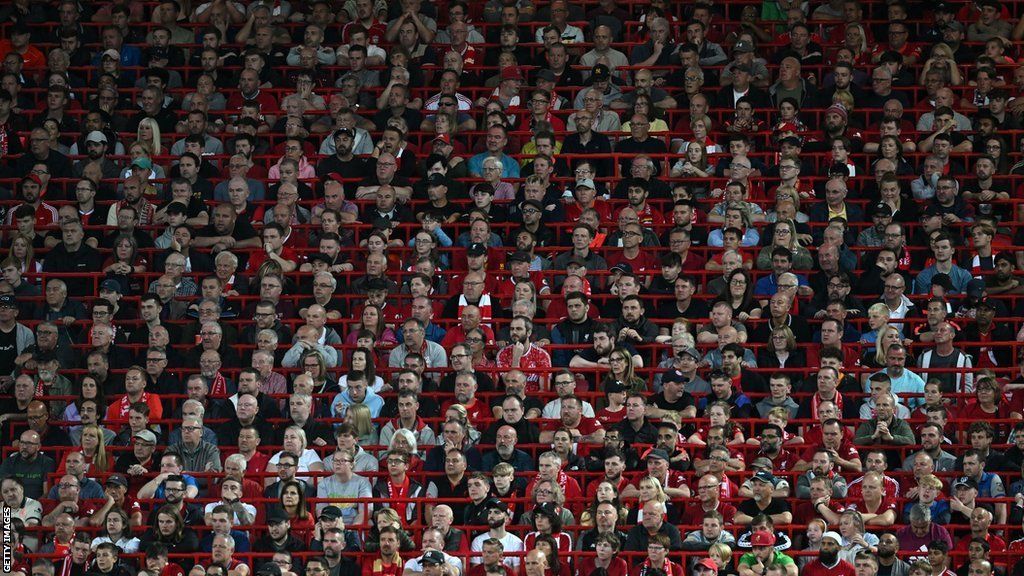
[[345, 403, 378, 446], [445, 403, 481, 445], [708, 542, 737, 576], [920, 43, 963, 85], [58, 424, 109, 474], [135, 117, 162, 155], [6, 234, 41, 275], [267, 425, 327, 474], [755, 219, 812, 270], [626, 476, 680, 524], [843, 23, 870, 64], [860, 324, 902, 379]]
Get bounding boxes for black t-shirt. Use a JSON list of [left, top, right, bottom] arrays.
[[0, 325, 18, 375], [651, 391, 696, 415], [736, 496, 791, 519]]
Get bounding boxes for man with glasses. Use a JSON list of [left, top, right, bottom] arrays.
[[0, 429, 54, 499], [168, 416, 222, 490], [42, 474, 92, 526], [318, 447, 372, 525]]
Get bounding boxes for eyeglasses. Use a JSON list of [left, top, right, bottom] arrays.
[[58, 483, 80, 489], [777, 283, 797, 290]]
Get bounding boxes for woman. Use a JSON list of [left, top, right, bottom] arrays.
[[379, 431, 424, 472], [62, 375, 104, 429], [301, 350, 339, 397], [982, 136, 1011, 173], [670, 141, 711, 179], [860, 324, 902, 377], [101, 234, 147, 295], [90, 508, 139, 553], [797, 518, 826, 569], [873, 135, 915, 176], [346, 404, 378, 446], [843, 23, 871, 65], [714, 269, 762, 323], [579, 481, 629, 527], [688, 401, 746, 445], [920, 43, 963, 85], [523, 504, 573, 554], [573, 533, 628, 576], [1, 477, 42, 552], [477, 156, 517, 201], [757, 326, 806, 369], [135, 117, 163, 155], [957, 377, 1017, 440], [139, 506, 199, 571], [621, 93, 668, 133], [41, 118, 70, 155], [8, 234, 41, 276], [363, 507, 416, 552], [836, 510, 880, 563], [520, 481, 575, 528], [466, 328, 496, 371], [344, 304, 398, 348], [708, 204, 760, 247], [267, 426, 327, 474], [58, 424, 109, 475], [877, 170, 919, 221], [338, 347, 386, 394], [601, 347, 646, 396], [531, 534, 572, 576], [273, 479, 315, 540], [406, 229, 450, 271], [709, 542, 738, 576], [684, 115, 722, 155], [626, 476, 680, 524], [756, 220, 812, 270]]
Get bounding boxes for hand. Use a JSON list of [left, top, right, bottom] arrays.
[[653, 40, 665, 53], [1015, 493, 1023, 507], [313, 437, 327, 446]]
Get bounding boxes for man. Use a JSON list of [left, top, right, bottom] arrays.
[[469, 125, 519, 178], [613, 393, 658, 445], [903, 423, 957, 472], [318, 447, 372, 526], [803, 532, 855, 576], [917, 321, 974, 394], [0, 429, 55, 499], [470, 502, 523, 569], [322, 527, 360, 576], [914, 233, 973, 294], [737, 531, 797, 576], [106, 365, 163, 424], [389, 318, 447, 371], [40, 220, 103, 296], [550, 292, 599, 367], [624, 500, 683, 551], [495, 316, 550, 392], [854, 394, 915, 448], [734, 472, 793, 525], [681, 474, 738, 526], [871, 345, 927, 409]]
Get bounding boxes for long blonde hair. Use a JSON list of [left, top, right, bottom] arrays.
[[136, 117, 162, 155], [346, 404, 374, 439], [80, 424, 109, 472]]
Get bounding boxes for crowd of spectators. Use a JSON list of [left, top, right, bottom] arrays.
[[4, 2, 1024, 576]]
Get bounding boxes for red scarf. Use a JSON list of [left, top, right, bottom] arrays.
[[210, 372, 228, 397], [811, 390, 843, 420]]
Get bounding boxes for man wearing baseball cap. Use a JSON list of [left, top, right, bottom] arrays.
[[734, 471, 792, 526], [738, 530, 797, 576], [801, 531, 854, 576]]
